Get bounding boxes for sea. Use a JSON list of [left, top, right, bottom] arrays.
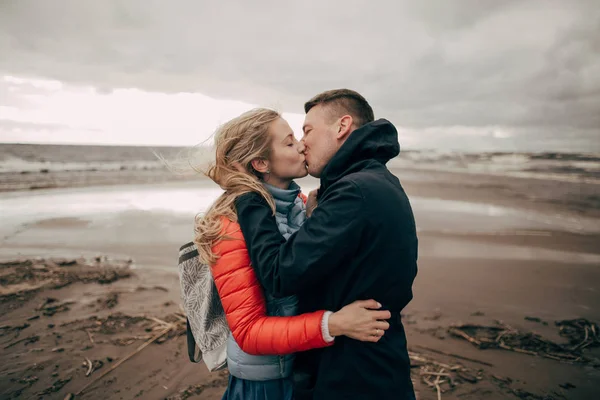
[[1, 143, 599, 185]]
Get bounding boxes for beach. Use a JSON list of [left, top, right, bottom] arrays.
[[1, 144, 599, 399]]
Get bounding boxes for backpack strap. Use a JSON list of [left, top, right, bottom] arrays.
[[179, 242, 197, 263], [186, 318, 201, 363], [180, 242, 202, 363]]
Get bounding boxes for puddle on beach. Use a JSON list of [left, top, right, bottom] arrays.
[[2, 182, 598, 234], [1, 183, 598, 267]]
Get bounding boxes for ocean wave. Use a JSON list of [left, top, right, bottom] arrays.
[[0, 156, 164, 174], [0, 143, 187, 173], [393, 150, 600, 184], [2, 144, 599, 184]]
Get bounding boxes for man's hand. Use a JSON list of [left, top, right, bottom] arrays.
[[306, 188, 319, 217]]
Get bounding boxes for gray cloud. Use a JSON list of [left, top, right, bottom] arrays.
[[0, 0, 598, 151]]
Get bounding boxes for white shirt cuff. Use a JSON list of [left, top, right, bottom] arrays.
[[321, 311, 335, 342]]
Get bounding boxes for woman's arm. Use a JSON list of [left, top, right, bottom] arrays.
[[213, 217, 391, 355], [211, 218, 332, 356]]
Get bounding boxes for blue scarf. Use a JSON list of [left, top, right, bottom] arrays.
[[263, 181, 307, 239]]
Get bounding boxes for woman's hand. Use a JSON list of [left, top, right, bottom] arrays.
[[306, 188, 319, 217], [328, 299, 391, 342]]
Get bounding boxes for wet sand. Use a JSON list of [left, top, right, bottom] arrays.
[[1, 169, 599, 399]]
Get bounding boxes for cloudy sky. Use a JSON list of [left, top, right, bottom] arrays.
[[0, 0, 598, 151]]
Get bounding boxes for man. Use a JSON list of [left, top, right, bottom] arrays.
[[235, 89, 418, 399]]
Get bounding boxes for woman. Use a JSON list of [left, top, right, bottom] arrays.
[[195, 108, 390, 400]]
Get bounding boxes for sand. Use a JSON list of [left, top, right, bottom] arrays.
[[1, 167, 599, 399]]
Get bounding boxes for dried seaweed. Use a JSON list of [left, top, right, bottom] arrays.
[[449, 319, 599, 365]]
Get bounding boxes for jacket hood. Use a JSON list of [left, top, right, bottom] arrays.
[[320, 118, 400, 190]]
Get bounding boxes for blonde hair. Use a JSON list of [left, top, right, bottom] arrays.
[[195, 108, 279, 265]]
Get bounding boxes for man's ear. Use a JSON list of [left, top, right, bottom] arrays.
[[336, 115, 354, 140], [250, 158, 270, 173]]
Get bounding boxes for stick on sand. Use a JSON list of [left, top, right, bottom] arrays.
[[414, 345, 494, 367], [75, 324, 172, 396]]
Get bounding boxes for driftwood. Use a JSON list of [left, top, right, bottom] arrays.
[[414, 345, 493, 367], [84, 357, 93, 377], [75, 314, 185, 396], [86, 329, 94, 343], [448, 319, 599, 365], [556, 318, 600, 351], [409, 351, 482, 398]]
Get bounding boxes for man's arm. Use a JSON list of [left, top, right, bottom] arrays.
[[235, 179, 365, 297], [210, 220, 333, 355]]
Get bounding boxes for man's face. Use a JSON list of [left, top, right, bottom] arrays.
[[301, 105, 339, 178]]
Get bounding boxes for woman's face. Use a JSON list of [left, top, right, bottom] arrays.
[[266, 117, 308, 184]]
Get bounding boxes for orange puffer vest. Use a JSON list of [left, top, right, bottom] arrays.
[[210, 193, 332, 380]]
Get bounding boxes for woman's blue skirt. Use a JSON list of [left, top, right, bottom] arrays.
[[221, 374, 294, 400]]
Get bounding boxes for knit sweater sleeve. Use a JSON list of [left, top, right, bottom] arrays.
[[210, 218, 333, 356]]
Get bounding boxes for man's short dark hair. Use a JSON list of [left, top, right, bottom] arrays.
[[304, 89, 374, 128]]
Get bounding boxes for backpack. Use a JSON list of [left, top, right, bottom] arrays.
[[178, 241, 228, 371]]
